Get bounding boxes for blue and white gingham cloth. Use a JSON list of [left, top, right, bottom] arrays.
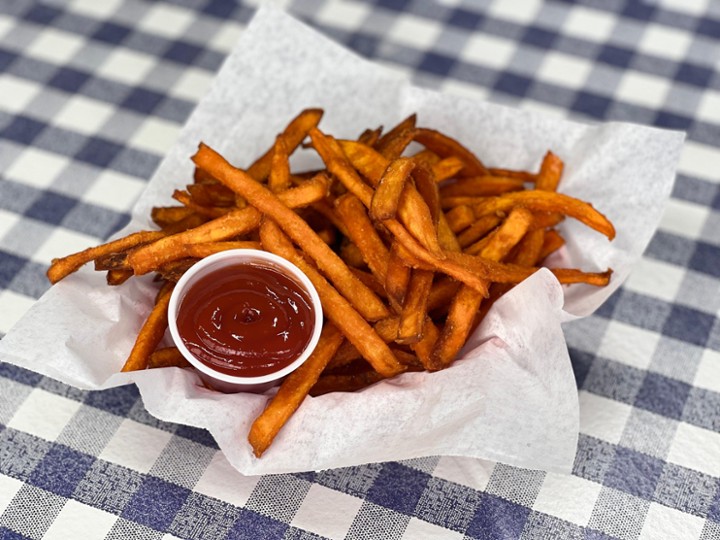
[[1, 1, 719, 539]]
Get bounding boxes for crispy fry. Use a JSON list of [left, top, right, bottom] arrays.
[[457, 214, 502, 248], [259, 219, 403, 377], [371, 157, 414, 221], [106, 269, 133, 286], [148, 347, 191, 369], [375, 113, 416, 158], [432, 156, 464, 181], [385, 241, 412, 308], [431, 208, 533, 368], [128, 174, 330, 275], [268, 134, 291, 193], [538, 229, 565, 261], [358, 126, 383, 146], [397, 269, 433, 344], [444, 205, 476, 233], [487, 167, 536, 182], [47, 230, 166, 284], [246, 108, 323, 181], [193, 144, 389, 322], [439, 176, 525, 198], [186, 183, 236, 207], [180, 241, 262, 259], [535, 150, 563, 192], [121, 281, 174, 372], [151, 206, 194, 228], [335, 194, 390, 282], [173, 189, 229, 218], [413, 128, 487, 176], [249, 323, 344, 456], [310, 370, 385, 396], [472, 191, 616, 240]]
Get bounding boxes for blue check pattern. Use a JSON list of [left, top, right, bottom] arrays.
[[1, 0, 719, 539]]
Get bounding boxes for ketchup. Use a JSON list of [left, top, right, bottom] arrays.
[[176, 262, 315, 377]]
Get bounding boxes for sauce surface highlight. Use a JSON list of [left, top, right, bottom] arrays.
[[177, 262, 315, 377]]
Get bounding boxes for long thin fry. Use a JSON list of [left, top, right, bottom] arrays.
[[128, 174, 330, 276], [413, 128, 487, 176], [472, 191, 616, 239], [193, 143, 389, 322], [47, 231, 166, 284], [259, 219, 403, 377], [431, 208, 533, 368], [246, 108, 323, 181], [249, 323, 344, 457], [121, 281, 174, 372], [335, 194, 390, 282], [397, 269, 433, 344]]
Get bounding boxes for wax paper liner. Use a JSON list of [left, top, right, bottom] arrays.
[[0, 6, 684, 475]]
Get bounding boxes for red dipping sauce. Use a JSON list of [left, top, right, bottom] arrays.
[[176, 262, 315, 377]]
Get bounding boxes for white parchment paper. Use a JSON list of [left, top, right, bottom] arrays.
[[0, 7, 684, 475]]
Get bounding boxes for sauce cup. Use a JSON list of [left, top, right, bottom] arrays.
[[167, 249, 323, 393]]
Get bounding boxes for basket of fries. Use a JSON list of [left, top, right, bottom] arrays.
[[0, 7, 684, 474]]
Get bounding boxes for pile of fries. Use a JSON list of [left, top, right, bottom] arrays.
[[48, 109, 614, 456]]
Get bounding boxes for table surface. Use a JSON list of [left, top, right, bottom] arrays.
[[1, 0, 719, 539]]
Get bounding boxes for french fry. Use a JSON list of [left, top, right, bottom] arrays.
[[151, 206, 194, 228], [310, 370, 385, 396], [180, 241, 262, 259], [268, 134, 291, 193], [538, 229, 565, 261], [431, 207, 533, 368], [439, 176, 525, 198], [121, 281, 174, 372], [396, 269, 433, 344], [186, 183, 235, 207], [432, 156, 464, 181], [444, 205, 476, 233], [106, 269, 133, 286], [385, 241, 412, 308], [193, 144, 389, 322], [246, 108, 323, 181], [413, 128, 487, 176], [127, 174, 331, 276], [472, 191, 616, 240], [259, 218, 404, 378], [371, 157, 414, 221], [249, 323, 344, 457], [47, 230, 166, 284], [535, 150, 563, 192], [375, 113, 416, 157], [335, 194, 390, 282], [148, 347, 191, 369]]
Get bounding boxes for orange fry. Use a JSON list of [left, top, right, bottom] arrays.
[[472, 191, 616, 239], [47, 230, 165, 284], [259, 219, 403, 378], [246, 108, 323, 181], [413, 128, 487, 176], [249, 323, 344, 456], [193, 143, 389, 322], [121, 281, 174, 372]]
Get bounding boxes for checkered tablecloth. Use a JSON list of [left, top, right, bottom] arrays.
[[1, 0, 719, 539]]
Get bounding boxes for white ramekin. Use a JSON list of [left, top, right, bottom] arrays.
[[167, 249, 323, 393]]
